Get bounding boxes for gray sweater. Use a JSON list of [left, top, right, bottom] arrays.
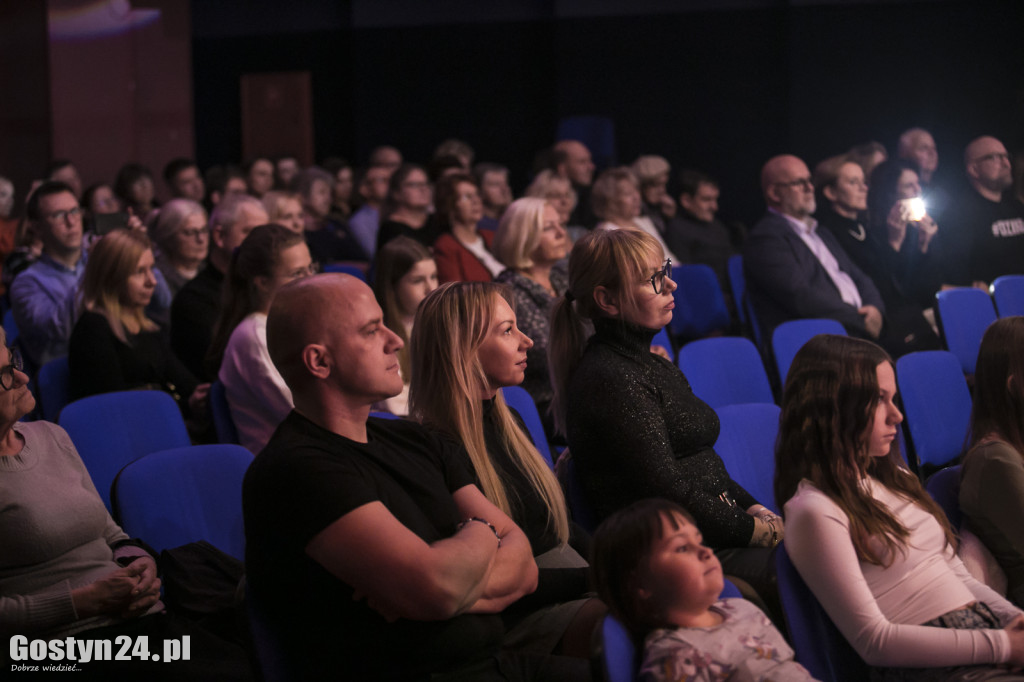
[[0, 421, 155, 637]]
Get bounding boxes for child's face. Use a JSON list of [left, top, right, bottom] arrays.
[[636, 514, 724, 624]]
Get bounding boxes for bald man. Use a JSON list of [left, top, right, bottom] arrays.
[[554, 140, 597, 228], [935, 136, 1024, 288], [743, 154, 887, 343], [243, 274, 545, 681]]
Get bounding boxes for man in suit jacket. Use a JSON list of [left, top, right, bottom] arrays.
[[744, 154, 885, 341]]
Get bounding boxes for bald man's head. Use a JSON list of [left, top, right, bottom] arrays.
[[964, 136, 1012, 200], [761, 155, 816, 219], [554, 140, 595, 187], [267, 274, 404, 404]]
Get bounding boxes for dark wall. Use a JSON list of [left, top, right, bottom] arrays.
[[191, 0, 1024, 225]]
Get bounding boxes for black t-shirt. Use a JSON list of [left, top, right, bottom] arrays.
[[243, 412, 504, 680], [169, 262, 223, 381], [937, 192, 1024, 286]]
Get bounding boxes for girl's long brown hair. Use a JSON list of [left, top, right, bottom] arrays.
[[774, 334, 956, 565], [969, 317, 1024, 456]]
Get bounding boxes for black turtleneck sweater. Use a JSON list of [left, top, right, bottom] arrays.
[[565, 318, 757, 547]]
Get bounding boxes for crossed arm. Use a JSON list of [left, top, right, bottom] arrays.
[[306, 484, 537, 622]]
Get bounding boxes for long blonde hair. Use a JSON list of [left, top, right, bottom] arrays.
[[548, 228, 663, 435], [80, 229, 158, 342], [409, 281, 570, 544]]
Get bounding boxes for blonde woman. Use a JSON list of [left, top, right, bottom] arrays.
[[493, 198, 569, 436], [525, 170, 585, 241], [69, 229, 207, 415], [410, 281, 604, 662]]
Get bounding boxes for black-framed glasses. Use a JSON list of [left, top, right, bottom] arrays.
[[775, 177, 814, 190], [43, 207, 82, 224], [648, 258, 672, 295], [0, 347, 23, 391]]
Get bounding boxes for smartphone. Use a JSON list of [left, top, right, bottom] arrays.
[[91, 211, 130, 236]]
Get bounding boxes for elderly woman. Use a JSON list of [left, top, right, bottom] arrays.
[[525, 170, 585, 241], [493, 198, 569, 435], [592, 167, 676, 261], [0, 336, 250, 679], [631, 155, 676, 234], [149, 199, 209, 297], [432, 173, 504, 283]]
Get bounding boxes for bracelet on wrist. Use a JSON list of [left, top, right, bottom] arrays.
[[457, 517, 501, 548]]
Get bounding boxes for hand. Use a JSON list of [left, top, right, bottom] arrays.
[[125, 207, 146, 233], [859, 305, 883, 339], [887, 202, 910, 251], [188, 383, 211, 415], [914, 214, 938, 253], [650, 345, 671, 361], [121, 556, 161, 618], [71, 563, 148, 618], [1004, 615, 1024, 666]]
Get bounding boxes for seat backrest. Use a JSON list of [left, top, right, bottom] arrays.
[[59, 390, 191, 511], [322, 263, 367, 281], [209, 380, 241, 445], [36, 355, 71, 421], [771, 319, 847, 385], [556, 450, 597, 533], [936, 287, 997, 375], [677, 337, 773, 408], [713, 403, 781, 511], [727, 254, 747, 326], [500, 385, 553, 469], [3, 308, 19, 345], [670, 264, 731, 340], [992, 275, 1024, 317], [651, 326, 673, 362], [776, 543, 868, 682], [895, 351, 972, 468], [596, 579, 744, 682], [112, 444, 254, 560], [924, 464, 963, 530]]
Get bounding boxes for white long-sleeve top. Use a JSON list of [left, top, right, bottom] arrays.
[[784, 478, 1022, 668]]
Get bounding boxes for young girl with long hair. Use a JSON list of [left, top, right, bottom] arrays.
[[776, 334, 1024, 679], [69, 229, 204, 414], [961, 316, 1024, 607], [208, 223, 313, 452], [409, 281, 602, 664], [547, 228, 782, 609], [591, 498, 813, 681], [371, 236, 438, 416]]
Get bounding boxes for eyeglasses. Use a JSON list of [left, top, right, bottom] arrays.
[[0, 347, 23, 391], [43, 207, 82, 224], [775, 177, 814, 190], [286, 262, 321, 280], [648, 258, 672, 295], [179, 228, 208, 240]]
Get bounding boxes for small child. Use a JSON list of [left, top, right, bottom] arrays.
[[591, 498, 816, 682]]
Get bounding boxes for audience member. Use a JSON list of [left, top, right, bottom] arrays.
[[777, 334, 1024, 677], [433, 173, 503, 283], [744, 154, 886, 343], [591, 499, 813, 681], [149, 198, 209, 298], [553, 140, 596, 228], [368, 144, 403, 172], [429, 154, 467, 183], [347, 164, 392, 259], [371, 236, 438, 416], [170, 193, 268, 381], [0, 335, 250, 681], [474, 162, 512, 228], [0, 175, 14, 219], [937, 136, 1024, 289], [592, 167, 677, 261], [260, 190, 304, 234], [274, 154, 299, 190], [898, 127, 949, 219], [0, 177, 17, 288], [434, 138, 475, 171], [665, 169, 740, 292], [243, 273, 541, 680], [10, 181, 86, 372], [493, 198, 569, 436], [295, 166, 366, 263], [242, 157, 274, 198], [45, 159, 83, 199], [113, 163, 158, 220], [960, 317, 1024, 607], [549, 228, 782, 611], [69, 229, 204, 417], [209, 224, 313, 453], [525, 169, 584, 240], [632, 155, 676, 235], [162, 157, 205, 203], [847, 140, 888, 180], [321, 156, 354, 221], [203, 164, 247, 210], [376, 163, 437, 251], [410, 282, 600, 670], [81, 183, 121, 218]]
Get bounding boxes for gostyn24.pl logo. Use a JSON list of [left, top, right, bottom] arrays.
[[10, 635, 190, 668]]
